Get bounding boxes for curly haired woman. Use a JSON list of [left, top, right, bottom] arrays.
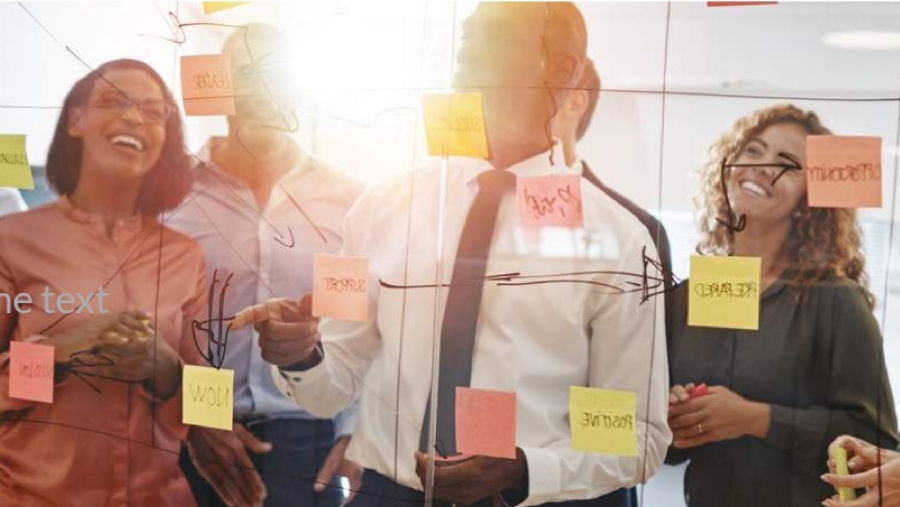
[[664, 104, 898, 507]]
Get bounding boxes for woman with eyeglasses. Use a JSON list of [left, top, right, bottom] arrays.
[[664, 104, 898, 506], [0, 59, 208, 506]]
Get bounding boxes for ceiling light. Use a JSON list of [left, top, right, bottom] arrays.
[[823, 31, 900, 51]]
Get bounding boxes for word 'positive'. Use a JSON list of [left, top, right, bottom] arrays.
[[569, 386, 638, 457]]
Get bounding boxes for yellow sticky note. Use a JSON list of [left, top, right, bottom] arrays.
[[203, 2, 248, 15], [422, 92, 489, 158], [182, 365, 234, 431], [0, 135, 34, 189], [181, 54, 236, 116], [688, 256, 761, 330], [569, 386, 637, 457]]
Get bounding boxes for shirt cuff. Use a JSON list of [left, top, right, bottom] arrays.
[[765, 404, 796, 452], [333, 403, 358, 440], [518, 446, 561, 507], [270, 358, 330, 401]]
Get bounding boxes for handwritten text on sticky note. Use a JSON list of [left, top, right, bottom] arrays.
[[182, 365, 234, 431], [0, 135, 34, 190], [313, 254, 368, 322], [9, 341, 54, 404], [455, 387, 517, 459], [569, 386, 637, 456], [806, 136, 882, 208], [181, 54, 236, 116], [688, 256, 761, 330], [518, 174, 584, 228], [203, 2, 248, 14], [422, 93, 489, 158]]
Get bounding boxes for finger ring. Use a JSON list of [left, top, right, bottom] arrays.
[[697, 423, 704, 434]]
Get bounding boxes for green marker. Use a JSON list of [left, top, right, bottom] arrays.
[[831, 443, 857, 501]]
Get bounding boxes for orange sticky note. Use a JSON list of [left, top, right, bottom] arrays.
[[517, 174, 584, 228], [807, 136, 882, 208], [422, 92, 489, 158], [312, 254, 369, 322], [181, 54, 236, 116], [203, 2, 248, 14], [0, 135, 34, 189], [455, 387, 516, 459], [688, 256, 761, 330], [569, 386, 637, 456], [9, 341, 54, 404], [182, 365, 234, 431]]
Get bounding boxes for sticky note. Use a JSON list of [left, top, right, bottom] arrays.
[[182, 365, 234, 431], [707, 2, 777, 6], [688, 256, 761, 330], [422, 92, 489, 158], [202, 2, 248, 15], [312, 254, 368, 322], [181, 54, 236, 116], [830, 443, 857, 501], [455, 387, 516, 459], [807, 136, 882, 208], [0, 135, 34, 190], [9, 342, 54, 404], [569, 386, 637, 456], [518, 174, 584, 228]]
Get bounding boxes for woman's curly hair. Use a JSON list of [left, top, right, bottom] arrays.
[[694, 103, 874, 308]]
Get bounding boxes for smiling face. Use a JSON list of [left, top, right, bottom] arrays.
[[727, 121, 809, 226], [68, 68, 168, 182]]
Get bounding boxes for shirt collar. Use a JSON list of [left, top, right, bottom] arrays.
[[460, 139, 578, 186], [56, 195, 145, 235], [196, 136, 317, 187]]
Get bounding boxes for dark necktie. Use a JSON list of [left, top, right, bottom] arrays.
[[419, 169, 517, 457]]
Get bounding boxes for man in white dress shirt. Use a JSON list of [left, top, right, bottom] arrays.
[[236, 3, 671, 506]]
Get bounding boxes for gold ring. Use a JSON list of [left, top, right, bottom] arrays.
[[698, 423, 704, 434]]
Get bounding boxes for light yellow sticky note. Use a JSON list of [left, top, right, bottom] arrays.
[[569, 386, 637, 457], [688, 256, 761, 330], [182, 365, 234, 431], [202, 2, 248, 15], [0, 135, 34, 189], [422, 92, 489, 158]]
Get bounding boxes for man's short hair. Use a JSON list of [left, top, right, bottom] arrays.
[[575, 58, 600, 141]]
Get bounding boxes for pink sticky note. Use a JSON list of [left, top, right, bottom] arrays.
[[9, 341, 54, 404], [517, 174, 584, 228], [807, 136, 882, 208], [455, 387, 516, 459], [312, 254, 369, 322], [181, 54, 236, 116]]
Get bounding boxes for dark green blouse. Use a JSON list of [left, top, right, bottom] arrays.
[[666, 276, 899, 507]]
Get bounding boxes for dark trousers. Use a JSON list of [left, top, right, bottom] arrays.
[[347, 469, 635, 507], [179, 418, 343, 507]]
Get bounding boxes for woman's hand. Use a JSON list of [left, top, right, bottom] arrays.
[[50, 310, 154, 364], [668, 385, 770, 449]]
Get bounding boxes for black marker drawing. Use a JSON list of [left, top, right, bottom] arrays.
[[716, 157, 802, 234], [192, 269, 235, 370]]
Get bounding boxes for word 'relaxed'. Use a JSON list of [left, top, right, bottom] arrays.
[[422, 92, 489, 158], [0, 134, 34, 189], [517, 174, 584, 228], [455, 387, 517, 459], [182, 365, 234, 431], [569, 386, 637, 457], [806, 135, 882, 208], [9, 341, 55, 404], [688, 255, 761, 330], [312, 254, 369, 322], [180, 54, 236, 116]]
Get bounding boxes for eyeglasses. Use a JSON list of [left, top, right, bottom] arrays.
[[85, 93, 175, 125]]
